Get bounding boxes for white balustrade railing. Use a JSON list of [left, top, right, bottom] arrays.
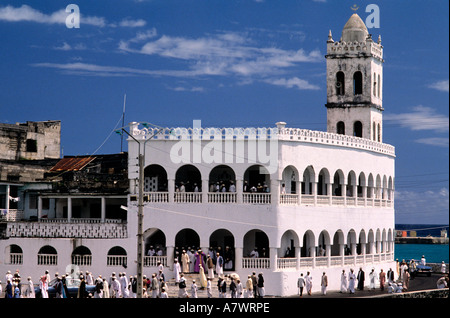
[[208, 192, 237, 203], [38, 254, 58, 266], [279, 194, 298, 205], [277, 257, 297, 269], [72, 254, 92, 266], [107, 255, 128, 267], [144, 192, 169, 203], [144, 256, 168, 267], [242, 257, 270, 269], [174, 192, 202, 203], [242, 193, 271, 204], [10, 253, 23, 265]]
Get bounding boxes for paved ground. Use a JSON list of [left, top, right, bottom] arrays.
[[165, 272, 447, 299], [287, 272, 446, 298]]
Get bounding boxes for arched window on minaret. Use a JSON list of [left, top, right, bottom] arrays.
[[377, 123, 381, 142], [336, 72, 345, 95], [373, 72, 377, 96], [353, 71, 363, 95], [353, 121, 363, 138], [373, 122, 377, 141], [337, 121, 345, 135], [377, 74, 381, 98]]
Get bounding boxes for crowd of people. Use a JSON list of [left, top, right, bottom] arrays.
[[1, 254, 447, 298], [296, 255, 448, 297]]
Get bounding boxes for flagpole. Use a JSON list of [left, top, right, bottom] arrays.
[[120, 94, 126, 152]]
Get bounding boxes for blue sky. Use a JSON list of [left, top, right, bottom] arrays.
[[0, 0, 448, 224]]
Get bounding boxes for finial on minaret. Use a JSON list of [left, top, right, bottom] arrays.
[[327, 29, 334, 43], [377, 35, 382, 44]]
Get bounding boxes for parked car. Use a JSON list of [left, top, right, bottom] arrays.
[[415, 264, 432, 277], [35, 277, 96, 298]]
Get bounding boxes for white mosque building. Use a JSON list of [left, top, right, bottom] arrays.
[[0, 14, 395, 297]]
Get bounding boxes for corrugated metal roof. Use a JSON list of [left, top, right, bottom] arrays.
[[49, 157, 96, 172]]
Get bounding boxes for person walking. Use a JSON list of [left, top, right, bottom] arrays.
[[321, 272, 328, 296], [387, 268, 395, 283], [340, 270, 347, 293], [191, 280, 198, 298], [379, 269, 386, 291], [24, 276, 35, 298], [173, 259, 181, 283], [305, 271, 312, 295], [206, 277, 212, 298], [151, 274, 159, 298], [218, 276, 227, 298], [251, 272, 258, 298], [216, 252, 224, 277], [245, 275, 253, 298], [348, 269, 356, 294], [178, 274, 188, 298], [257, 273, 265, 298], [369, 268, 377, 290], [230, 277, 237, 298], [297, 273, 305, 297], [357, 267, 365, 290], [207, 255, 215, 279]]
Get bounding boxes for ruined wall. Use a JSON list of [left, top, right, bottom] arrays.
[[0, 120, 61, 161]]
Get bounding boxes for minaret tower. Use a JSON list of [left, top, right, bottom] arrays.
[[325, 13, 384, 142]]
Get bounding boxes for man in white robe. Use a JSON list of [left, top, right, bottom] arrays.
[[369, 268, 377, 290], [189, 249, 196, 273], [120, 272, 129, 298], [348, 269, 356, 294], [173, 259, 181, 283], [111, 277, 121, 298], [305, 272, 312, 295], [340, 269, 348, 293], [216, 253, 224, 276]]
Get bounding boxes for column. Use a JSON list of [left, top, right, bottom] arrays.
[[202, 179, 208, 204], [5, 184, 10, 213], [297, 181, 302, 205], [271, 179, 280, 206], [166, 246, 174, 270], [360, 243, 366, 264], [362, 185, 367, 206], [168, 179, 175, 203], [236, 179, 243, 204], [295, 246, 301, 270], [326, 244, 331, 267], [327, 183, 333, 205], [311, 181, 317, 206], [38, 196, 43, 219], [101, 197, 106, 222], [67, 197, 72, 222], [235, 247, 243, 272], [270, 247, 278, 271]]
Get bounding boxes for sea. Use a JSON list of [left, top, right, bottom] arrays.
[[395, 224, 449, 263]]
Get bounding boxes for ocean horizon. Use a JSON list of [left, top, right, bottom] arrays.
[[394, 224, 449, 263]]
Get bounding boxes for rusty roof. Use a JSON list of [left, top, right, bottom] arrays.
[[49, 157, 96, 172]]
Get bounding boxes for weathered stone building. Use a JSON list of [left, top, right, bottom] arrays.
[[0, 120, 61, 161]]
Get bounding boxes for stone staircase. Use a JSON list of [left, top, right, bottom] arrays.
[[164, 273, 221, 298]]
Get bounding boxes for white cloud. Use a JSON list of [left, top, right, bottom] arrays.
[[428, 79, 449, 93], [119, 18, 147, 28], [384, 105, 449, 133], [415, 137, 449, 148], [0, 4, 105, 27], [119, 31, 322, 80], [0, 4, 146, 28], [265, 77, 320, 90], [395, 188, 449, 223], [54, 42, 87, 51]]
